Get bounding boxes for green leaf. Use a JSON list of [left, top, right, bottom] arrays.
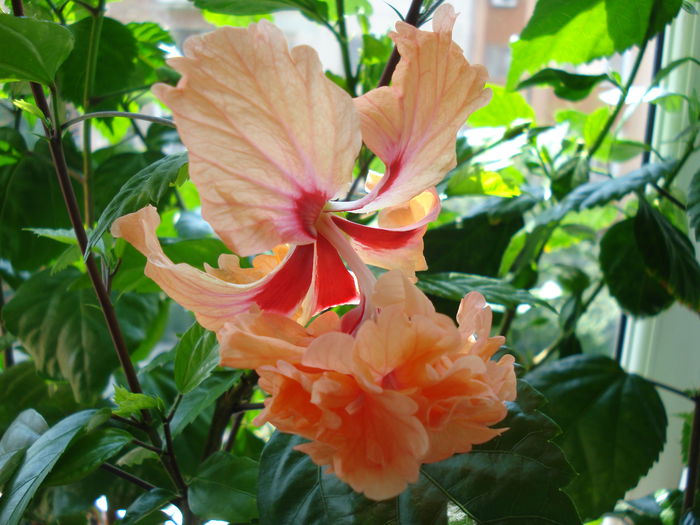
[[526, 355, 667, 520], [258, 381, 580, 524], [88, 152, 188, 253], [190, 0, 329, 23], [0, 152, 76, 270], [174, 323, 219, 394], [120, 488, 176, 525], [424, 214, 524, 277], [0, 410, 48, 454], [0, 15, 74, 84], [688, 169, 700, 240], [170, 371, 240, 436], [517, 68, 610, 101], [507, 0, 678, 89], [600, 219, 674, 316], [417, 272, 554, 311], [0, 363, 50, 434], [12, 99, 46, 121], [0, 410, 49, 489], [59, 17, 137, 106], [0, 410, 96, 525], [3, 269, 160, 403], [46, 428, 132, 486], [546, 162, 675, 224], [113, 386, 162, 417], [468, 85, 535, 127], [189, 451, 258, 522], [258, 431, 446, 525], [635, 199, 700, 311]]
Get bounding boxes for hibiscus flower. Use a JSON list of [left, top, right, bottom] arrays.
[[220, 271, 517, 500], [111, 4, 490, 331]]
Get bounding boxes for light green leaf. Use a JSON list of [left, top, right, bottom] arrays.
[[189, 451, 258, 522], [113, 386, 163, 417], [12, 99, 46, 120], [120, 488, 176, 525], [88, 152, 188, 253], [0, 410, 96, 525], [468, 85, 535, 127], [0, 409, 48, 454], [417, 272, 553, 311], [174, 323, 219, 394], [0, 15, 74, 84], [634, 199, 700, 311], [190, 0, 328, 23], [507, 0, 680, 89], [600, 219, 674, 316], [526, 355, 667, 520]]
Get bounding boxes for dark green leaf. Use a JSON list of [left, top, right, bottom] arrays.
[[113, 386, 162, 417], [688, 169, 700, 240], [258, 382, 579, 525], [600, 219, 674, 316], [93, 153, 151, 218], [0, 410, 96, 525], [682, 509, 700, 525], [174, 323, 219, 394], [526, 355, 667, 520], [190, 0, 329, 23], [635, 199, 700, 310], [517, 68, 609, 101], [424, 214, 524, 277], [46, 428, 132, 486], [258, 431, 446, 525], [507, 0, 676, 88], [3, 270, 160, 403], [468, 85, 535, 127], [0, 449, 24, 489], [88, 152, 188, 253], [59, 17, 137, 106], [551, 162, 675, 221], [417, 272, 554, 310], [119, 487, 175, 525], [0, 15, 74, 84], [170, 371, 240, 436], [0, 409, 48, 454], [0, 154, 75, 270], [189, 451, 258, 522], [0, 363, 50, 434]]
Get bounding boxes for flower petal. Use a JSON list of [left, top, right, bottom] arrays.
[[111, 205, 313, 331], [342, 4, 490, 213], [153, 22, 362, 256], [299, 234, 359, 323], [330, 188, 438, 277]]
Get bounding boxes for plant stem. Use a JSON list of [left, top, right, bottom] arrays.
[[499, 308, 516, 337], [62, 111, 175, 131], [646, 378, 695, 401], [652, 182, 686, 210], [202, 372, 258, 459], [377, 0, 423, 87], [224, 412, 245, 452], [100, 463, 157, 491], [132, 439, 163, 454], [683, 395, 700, 514], [588, 38, 649, 159], [81, 0, 106, 226], [334, 0, 356, 95]]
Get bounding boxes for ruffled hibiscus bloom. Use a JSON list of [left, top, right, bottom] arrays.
[[111, 4, 489, 330], [221, 271, 517, 500]]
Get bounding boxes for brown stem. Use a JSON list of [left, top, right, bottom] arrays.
[[683, 395, 700, 514], [224, 412, 245, 453], [377, 0, 423, 87], [499, 308, 516, 337]]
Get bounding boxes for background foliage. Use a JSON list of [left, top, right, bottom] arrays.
[[0, 0, 699, 523]]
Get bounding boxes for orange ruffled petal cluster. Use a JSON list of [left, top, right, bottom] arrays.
[[221, 271, 516, 500]]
